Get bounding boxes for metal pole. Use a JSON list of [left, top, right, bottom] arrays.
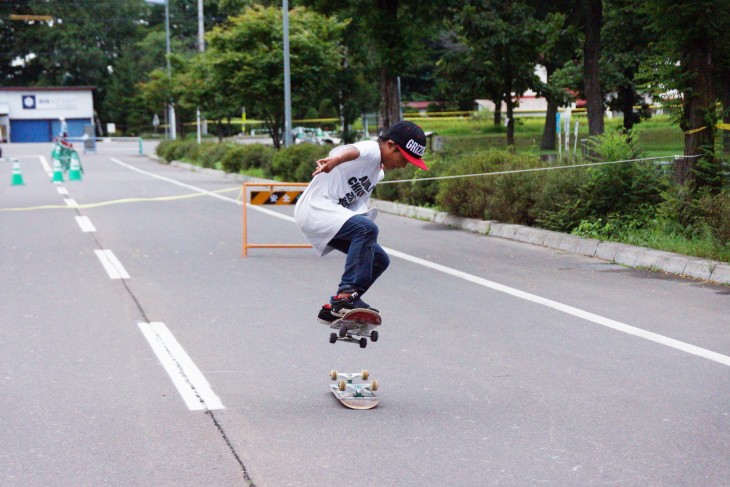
[[197, 0, 204, 144], [283, 0, 293, 147], [165, 0, 176, 140], [198, 0, 204, 53]]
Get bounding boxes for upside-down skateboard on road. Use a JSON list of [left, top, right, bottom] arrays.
[[329, 369, 379, 410], [327, 308, 381, 348]]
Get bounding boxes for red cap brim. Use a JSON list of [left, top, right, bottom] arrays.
[[396, 144, 429, 171]]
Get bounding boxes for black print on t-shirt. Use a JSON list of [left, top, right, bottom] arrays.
[[338, 176, 373, 208]]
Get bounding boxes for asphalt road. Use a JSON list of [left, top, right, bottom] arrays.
[[1, 142, 729, 486]]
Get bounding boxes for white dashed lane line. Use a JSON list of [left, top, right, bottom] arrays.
[[94, 249, 130, 279], [138, 322, 225, 411], [75, 216, 96, 232]]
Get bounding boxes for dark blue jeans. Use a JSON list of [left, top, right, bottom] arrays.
[[327, 215, 390, 296]]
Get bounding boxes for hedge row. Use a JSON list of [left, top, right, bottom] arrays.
[[156, 139, 329, 181], [156, 136, 728, 250]]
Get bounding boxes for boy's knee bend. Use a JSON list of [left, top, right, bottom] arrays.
[[354, 217, 379, 239], [376, 249, 390, 270]]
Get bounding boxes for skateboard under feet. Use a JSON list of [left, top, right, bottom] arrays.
[[327, 308, 381, 348]]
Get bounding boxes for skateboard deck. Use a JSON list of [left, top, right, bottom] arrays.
[[328, 308, 382, 348], [329, 370, 379, 410]]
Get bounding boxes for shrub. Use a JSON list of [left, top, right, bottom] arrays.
[[221, 144, 275, 175], [532, 166, 591, 232], [659, 186, 730, 247], [374, 155, 444, 207], [221, 146, 246, 173], [196, 142, 231, 168], [435, 149, 542, 224], [156, 139, 177, 162], [272, 143, 329, 182]]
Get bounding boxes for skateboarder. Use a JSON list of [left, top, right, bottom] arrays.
[[294, 121, 429, 322]]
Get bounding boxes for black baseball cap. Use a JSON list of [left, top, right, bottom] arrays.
[[383, 121, 428, 170]]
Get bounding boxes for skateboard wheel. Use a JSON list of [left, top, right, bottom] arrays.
[[370, 379, 379, 392], [360, 369, 369, 381], [370, 330, 379, 342], [329, 333, 337, 344], [330, 370, 338, 381], [338, 379, 347, 391], [359, 337, 367, 349], [338, 324, 348, 338]]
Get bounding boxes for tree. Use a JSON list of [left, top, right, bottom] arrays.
[[452, 0, 544, 146], [640, 0, 730, 186], [529, 3, 581, 150], [583, 0, 603, 136], [203, 5, 347, 148], [601, 0, 657, 133], [304, 0, 444, 131]]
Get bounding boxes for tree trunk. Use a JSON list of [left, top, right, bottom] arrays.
[[722, 73, 730, 156], [584, 0, 604, 136], [679, 41, 716, 185], [378, 71, 401, 132], [619, 82, 636, 133], [541, 98, 558, 150], [540, 64, 557, 150], [505, 94, 515, 147]]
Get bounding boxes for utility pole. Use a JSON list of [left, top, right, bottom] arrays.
[[197, 0, 204, 144], [145, 0, 175, 139], [283, 0, 293, 147]]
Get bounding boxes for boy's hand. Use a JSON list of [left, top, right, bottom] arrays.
[[312, 156, 336, 177], [311, 145, 360, 177]]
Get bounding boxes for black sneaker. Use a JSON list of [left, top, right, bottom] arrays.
[[329, 292, 379, 317], [317, 303, 338, 324]]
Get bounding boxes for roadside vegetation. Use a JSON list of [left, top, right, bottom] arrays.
[[157, 113, 730, 263]]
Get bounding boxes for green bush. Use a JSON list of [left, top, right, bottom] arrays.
[[220, 146, 246, 173], [272, 143, 329, 182], [221, 144, 275, 175], [196, 142, 231, 168], [532, 166, 591, 232], [659, 186, 730, 247], [156, 139, 177, 162], [436, 149, 543, 224], [374, 154, 447, 207], [171, 140, 198, 162]]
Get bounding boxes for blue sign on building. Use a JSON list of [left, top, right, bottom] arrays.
[[22, 95, 36, 109]]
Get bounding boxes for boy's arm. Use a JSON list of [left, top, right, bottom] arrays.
[[312, 145, 360, 177]]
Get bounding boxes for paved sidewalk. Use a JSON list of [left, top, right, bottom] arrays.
[[371, 199, 730, 286]]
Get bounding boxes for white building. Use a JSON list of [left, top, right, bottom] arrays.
[[0, 86, 95, 142]]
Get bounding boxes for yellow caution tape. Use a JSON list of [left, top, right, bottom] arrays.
[[684, 123, 730, 134]]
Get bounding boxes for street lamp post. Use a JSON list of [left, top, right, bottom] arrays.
[[283, 0, 293, 147], [146, 0, 176, 140], [196, 0, 204, 144]]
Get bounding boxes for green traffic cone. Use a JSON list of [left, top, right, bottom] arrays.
[[51, 158, 65, 183], [68, 154, 82, 181], [10, 160, 25, 186]]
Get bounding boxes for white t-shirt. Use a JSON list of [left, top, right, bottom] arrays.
[[294, 140, 384, 255]]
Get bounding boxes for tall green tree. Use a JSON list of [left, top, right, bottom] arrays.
[[202, 5, 348, 148], [529, 1, 582, 150], [601, 0, 657, 133], [452, 0, 544, 146], [583, 0, 603, 136], [640, 0, 730, 186], [304, 0, 444, 131]]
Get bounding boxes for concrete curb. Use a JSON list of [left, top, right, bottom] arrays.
[[147, 156, 729, 286], [370, 198, 730, 286]]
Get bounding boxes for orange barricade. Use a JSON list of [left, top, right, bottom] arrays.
[[242, 182, 312, 256]]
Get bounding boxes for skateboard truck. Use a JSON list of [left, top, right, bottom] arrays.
[[327, 308, 381, 348]]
